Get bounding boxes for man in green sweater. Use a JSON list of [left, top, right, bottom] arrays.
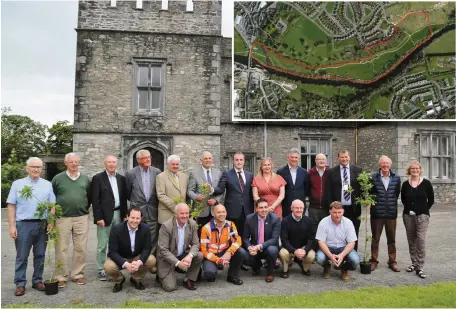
[[52, 153, 91, 288]]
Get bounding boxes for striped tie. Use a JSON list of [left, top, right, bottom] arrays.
[[343, 167, 350, 201]]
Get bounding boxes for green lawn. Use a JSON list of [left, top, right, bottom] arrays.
[[326, 1, 335, 13], [5, 282, 456, 308], [234, 29, 250, 56], [425, 29, 456, 54], [365, 90, 393, 118], [295, 83, 357, 100], [409, 26, 432, 45]]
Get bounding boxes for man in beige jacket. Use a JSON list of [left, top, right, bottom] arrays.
[[156, 155, 189, 227]]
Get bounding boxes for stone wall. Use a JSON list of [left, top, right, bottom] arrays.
[[74, 30, 221, 134], [78, 0, 221, 36], [357, 122, 398, 173]]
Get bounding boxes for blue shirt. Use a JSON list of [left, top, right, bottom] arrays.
[[177, 220, 187, 257], [6, 176, 56, 221]]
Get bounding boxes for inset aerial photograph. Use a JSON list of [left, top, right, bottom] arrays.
[[233, 1, 456, 120]]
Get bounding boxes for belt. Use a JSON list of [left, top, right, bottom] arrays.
[[113, 207, 120, 211], [20, 219, 43, 222]]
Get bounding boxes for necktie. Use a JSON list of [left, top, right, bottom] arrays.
[[258, 218, 264, 244], [343, 167, 350, 201], [173, 174, 179, 187], [206, 170, 213, 185], [238, 171, 245, 192]]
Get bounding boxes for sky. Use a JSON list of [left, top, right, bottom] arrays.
[[1, 0, 234, 127]]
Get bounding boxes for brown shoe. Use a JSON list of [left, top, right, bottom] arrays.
[[280, 271, 289, 279], [323, 265, 331, 279], [58, 281, 66, 288], [389, 263, 400, 272], [32, 282, 45, 291], [340, 270, 350, 281], [14, 286, 25, 296], [73, 278, 86, 285], [371, 261, 378, 271], [265, 275, 274, 283]]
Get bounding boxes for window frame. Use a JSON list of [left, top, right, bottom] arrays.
[[132, 58, 166, 116], [419, 132, 454, 181], [298, 134, 332, 170]]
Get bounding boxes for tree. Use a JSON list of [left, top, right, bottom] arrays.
[[1, 107, 47, 165], [46, 121, 73, 155], [1, 149, 26, 208]]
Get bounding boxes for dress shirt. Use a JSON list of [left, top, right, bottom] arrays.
[[122, 224, 140, 269], [141, 167, 150, 200], [234, 168, 246, 184], [288, 165, 297, 185], [202, 167, 212, 184], [66, 171, 81, 180], [381, 173, 390, 190], [176, 220, 187, 257], [106, 171, 120, 207], [291, 213, 302, 222], [6, 177, 56, 221], [340, 164, 352, 205]]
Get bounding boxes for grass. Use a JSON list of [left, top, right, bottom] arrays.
[[292, 83, 358, 100], [365, 91, 393, 118], [326, 1, 335, 13], [4, 282, 456, 308], [385, 2, 449, 24], [234, 29, 250, 56], [428, 55, 456, 73], [425, 29, 456, 54]]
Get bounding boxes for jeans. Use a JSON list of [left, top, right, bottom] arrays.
[[316, 247, 360, 271], [14, 221, 48, 287]]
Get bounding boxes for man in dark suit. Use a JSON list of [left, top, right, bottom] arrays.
[[243, 198, 280, 282], [187, 151, 223, 235], [213, 152, 253, 238], [277, 148, 309, 218], [104, 207, 156, 293], [125, 149, 161, 254], [325, 150, 363, 245], [157, 203, 203, 292], [92, 155, 128, 281]]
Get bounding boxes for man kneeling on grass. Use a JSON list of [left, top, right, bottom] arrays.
[[315, 201, 359, 281]]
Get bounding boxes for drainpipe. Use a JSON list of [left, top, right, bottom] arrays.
[[264, 122, 267, 157], [355, 125, 358, 164]]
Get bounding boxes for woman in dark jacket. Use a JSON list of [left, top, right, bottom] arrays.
[[401, 160, 434, 279], [370, 156, 401, 272]]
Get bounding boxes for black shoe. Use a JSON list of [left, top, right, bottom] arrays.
[[302, 269, 311, 276], [155, 275, 160, 283], [130, 277, 145, 290], [227, 276, 243, 285], [112, 277, 125, 293], [207, 277, 216, 282], [240, 264, 249, 271], [252, 267, 261, 276], [183, 279, 197, 290]]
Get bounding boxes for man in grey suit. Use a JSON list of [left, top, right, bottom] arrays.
[[187, 151, 223, 234], [125, 149, 161, 254], [157, 203, 203, 291]]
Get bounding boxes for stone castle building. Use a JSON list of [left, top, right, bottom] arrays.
[[73, 0, 455, 203]]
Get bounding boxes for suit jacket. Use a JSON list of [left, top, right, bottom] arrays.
[[91, 171, 128, 226], [214, 169, 253, 219], [277, 165, 309, 218], [125, 165, 161, 221], [187, 166, 224, 217], [107, 221, 151, 268], [242, 212, 280, 251], [325, 164, 363, 216], [156, 171, 189, 224], [156, 217, 200, 278]]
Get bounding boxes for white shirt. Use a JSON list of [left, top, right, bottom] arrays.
[[106, 171, 120, 207], [288, 165, 297, 185], [202, 167, 212, 183], [66, 171, 81, 180], [234, 168, 246, 184]]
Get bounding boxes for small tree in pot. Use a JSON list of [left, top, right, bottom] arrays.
[[354, 171, 376, 274], [19, 185, 63, 295]]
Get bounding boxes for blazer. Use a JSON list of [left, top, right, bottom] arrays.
[[187, 166, 224, 217], [242, 212, 280, 251], [156, 171, 189, 224], [125, 165, 162, 221], [91, 171, 128, 226], [325, 164, 363, 216], [107, 221, 151, 268], [213, 169, 254, 219], [277, 165, 309, 218], [156, 217, 200, 278]]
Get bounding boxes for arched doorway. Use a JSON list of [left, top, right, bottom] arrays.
[[133, 147, 164, 172]]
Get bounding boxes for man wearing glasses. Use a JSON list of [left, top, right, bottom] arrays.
[[7, 157, 56, 296]]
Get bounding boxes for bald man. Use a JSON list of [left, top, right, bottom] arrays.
[[91, 155, 128, 281]]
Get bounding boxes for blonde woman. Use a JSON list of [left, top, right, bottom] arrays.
[[252, 158, 286, 219], [401, 160, 434, 279]]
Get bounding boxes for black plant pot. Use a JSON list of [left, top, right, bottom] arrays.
[[44, 280, 59, 295], [360, 262, 372, 274]]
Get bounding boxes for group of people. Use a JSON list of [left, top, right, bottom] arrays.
[[7, 148, 435, 296]]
